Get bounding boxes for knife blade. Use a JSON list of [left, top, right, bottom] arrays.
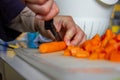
[[45, 19, 62, 41]]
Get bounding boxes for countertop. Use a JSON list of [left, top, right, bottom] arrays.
[[0, 49, 51, 80]]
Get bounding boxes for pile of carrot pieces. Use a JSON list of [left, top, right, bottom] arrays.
[[39, 29, 120, 62], [64, 29, 120, 62]]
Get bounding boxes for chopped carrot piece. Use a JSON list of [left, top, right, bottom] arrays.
[[67, 46, 75, 50], [110, 51, 120, 62], [115, 33, 120, 42], [91, 34, 101, 45], [64, 49, 71, 56], [104, 45, 116, 54], [70, 47, 83, 56], [89, 52, 98, 60], [75, 50, 89, 58], [98, 53, 106, 60]]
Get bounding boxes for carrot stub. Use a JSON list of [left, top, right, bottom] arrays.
[[39, 41, 67, 53]]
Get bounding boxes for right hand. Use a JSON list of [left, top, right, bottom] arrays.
[[24, 0, 59, 20], [54, 16, 86, 46]]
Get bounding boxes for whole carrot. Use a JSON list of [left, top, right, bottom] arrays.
[[39, 41, 67, 53]]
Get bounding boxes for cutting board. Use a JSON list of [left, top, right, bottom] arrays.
[[15, 48, 120, 80]]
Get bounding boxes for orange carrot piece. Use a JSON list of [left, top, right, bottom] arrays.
[[110, 51, 120, 62], [39, 41, 67, 53], [105, 29, 115, 39], [64, 49, 71, 56], [101, 38, 109, 47], [115, 33, 120, 42], [91, 34, 101, 45], [67, 46, 75, 50], [104, 44, 116, 54], [89, 52, 98, 60], [75, 50, 89, 58], [70, 47, 82, 56], [101, 29, 114, 47], [81, 40, 92, 52], [98, 53, 106, 60]]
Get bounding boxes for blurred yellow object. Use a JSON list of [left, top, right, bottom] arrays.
[[7, 50, 16, 58], [114, 4, 120, 11], [9, 44, 19, 49], [112, 25, 120, 33]]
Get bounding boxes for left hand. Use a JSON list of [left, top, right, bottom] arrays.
[[54, 16, 86, 46], [24, 0, 59, 20]]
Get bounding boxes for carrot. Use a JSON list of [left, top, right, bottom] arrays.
[[110, 51, 120, 62], [75, 50, 89, 58], [70, 47, 83, 56], [89, 52, 98, 60], [98, 53, 106, 60], [91, 34, 101, 45], [115, 33, 120, 42], [64, 49, 71, 56], [101, 29, 115, 47], [39, 41, 67, 53]]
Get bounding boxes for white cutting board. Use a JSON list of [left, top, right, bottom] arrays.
[[16, 48, 120, 80]]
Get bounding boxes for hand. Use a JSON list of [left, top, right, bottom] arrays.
[[54, 16, 86, 46], [24, 0, 59, 20]]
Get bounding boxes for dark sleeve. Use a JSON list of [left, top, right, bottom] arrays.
[[0, 0, 25, 42], [0, 0, 25, 23]]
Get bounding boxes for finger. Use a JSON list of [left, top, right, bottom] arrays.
[[70, 30, 86, 46], [70, 26, 86, 46], [26, 0, 53, 15], [64, 27, 77, 46], [25, 0, 48, 4], [78, 34, 86, 46], [37, 2, 59, 20], [53, 16, 63, 32]]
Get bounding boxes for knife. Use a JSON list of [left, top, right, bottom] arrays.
[[45, 19, 62, 41]]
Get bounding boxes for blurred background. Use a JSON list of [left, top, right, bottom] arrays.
[[110, 0, 120, 34]]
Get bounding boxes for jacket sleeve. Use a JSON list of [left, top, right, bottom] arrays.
[[0, 0, 25, 24], [0, 0, 25, 42]]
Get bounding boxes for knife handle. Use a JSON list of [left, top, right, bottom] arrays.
[[45, 19, 62, 41]]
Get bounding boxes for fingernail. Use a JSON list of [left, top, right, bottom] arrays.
[[65, 39, 70, 46], [36, 15, 42, 20]]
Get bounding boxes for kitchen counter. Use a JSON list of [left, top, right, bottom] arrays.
[[1, 48, 120, 80], [0, 49, 51, 80]]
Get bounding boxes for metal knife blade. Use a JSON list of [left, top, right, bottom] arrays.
[[45, 19, 62, 41]]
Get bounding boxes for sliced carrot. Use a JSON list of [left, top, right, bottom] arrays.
[[101, 38, 109, 47], [81, 40, 93, 52], [67, 46, 75, 50], [101, 29, 115, 47], [64, 49, 71, 56], [98, 53, 106, 60], [110, 51, 120, 62], [89, 52, 98, 60], [75, 50, 89, 58], [115, 33, 120, 42], [39, 41, 67, 53], [104, 45, 116, 54], [70, 47, 83, 56], [91, 34, 101, 45]]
